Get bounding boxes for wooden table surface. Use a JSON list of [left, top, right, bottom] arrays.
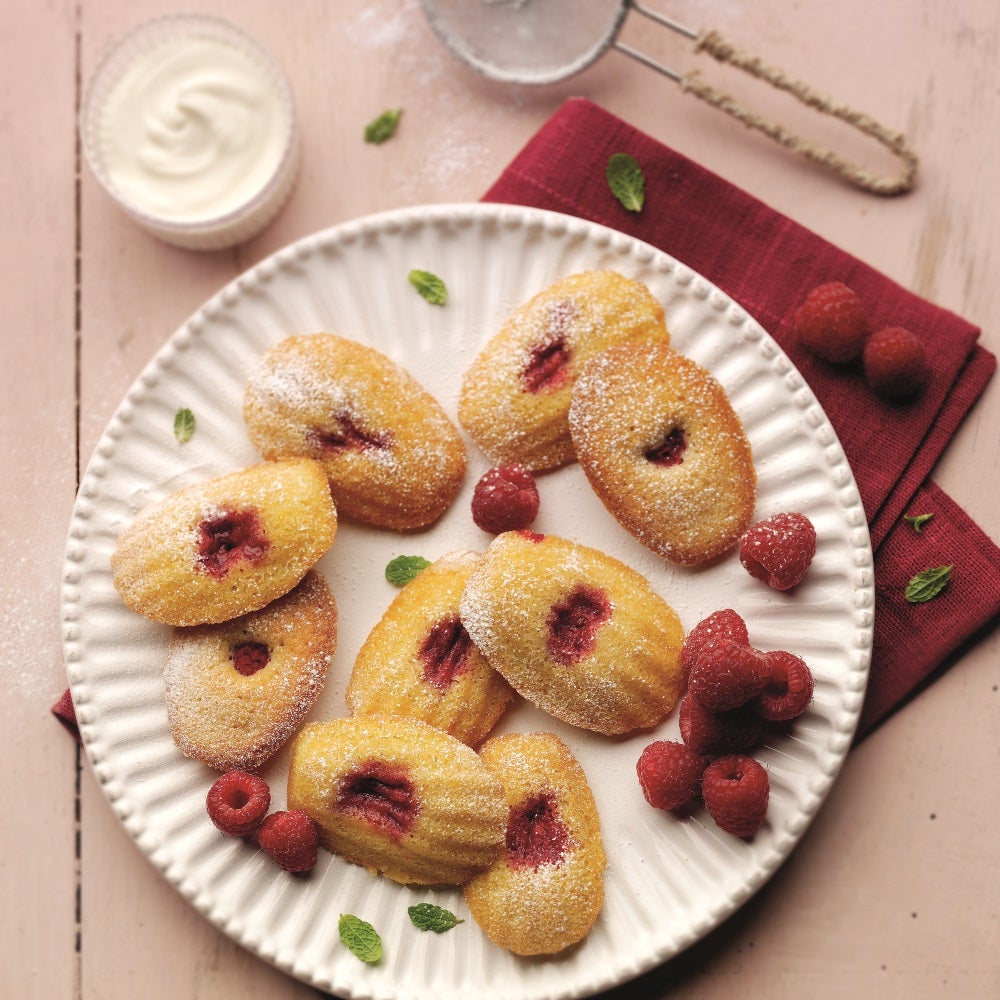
[[4, 1, 998, 997]]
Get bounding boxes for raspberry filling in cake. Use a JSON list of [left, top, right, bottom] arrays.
[[229, 641, 271, 677], [196, 508, 269, 579], [520, 298, 576, 393], [337, 759, 418, 838], [517, 529, 545, 543], [505, 791, 570, 870], [418, 615, 474, 692], [307, 411, 391, 453], [546, 584, 612, 665], [645, 426, 687, 467]]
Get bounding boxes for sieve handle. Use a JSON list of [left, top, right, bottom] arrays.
[[612, 15, 918, 196]]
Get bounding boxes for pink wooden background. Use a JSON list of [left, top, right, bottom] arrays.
[[3, 1, 997, 997]]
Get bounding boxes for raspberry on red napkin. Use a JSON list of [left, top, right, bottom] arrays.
[[483, 98, 1000, 737]]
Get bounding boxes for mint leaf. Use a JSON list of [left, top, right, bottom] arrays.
[[338, 913, 383, 964], [408, 269, 448, 305], [364, 108, 402, 144], [173, 407, 195, 444], [905, 564, 953, 603], [606, 152, 645, 212], [385, 554, 431, 587], [408, 903, 464, 933], [903, 512, 934, 533]]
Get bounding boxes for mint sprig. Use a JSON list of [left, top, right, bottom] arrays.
[[338, 913, 383, 964], [905, 565, 953, 603], [385, 554, 431, 587], [408, 903, 464, 933], [408, 269, 448, 305], [173, 407, 195, 444], [364, 108, 402, 144], [903, 512, 934, 533], [606, 152, 645, 212]]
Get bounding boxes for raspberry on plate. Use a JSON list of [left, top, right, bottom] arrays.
[[688, 636, 770, 712], [471, 463, 540, 534], [679, 694, 763, 756], [753, 650, 815, 721], [206, 770, 271, 837], [701, 754, 770, 838], [679, 608, 749, 679], [793, 282, 868, 363], [739, 512, 817, 591], [256, 809, 320, 872], [636, 740, 709, 811], [862, 325, 929, 399]]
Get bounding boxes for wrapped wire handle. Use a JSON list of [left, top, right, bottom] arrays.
[[613, 5, 919, 195]]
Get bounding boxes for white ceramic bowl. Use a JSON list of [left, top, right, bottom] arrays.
[[80, 15, 299, 250]]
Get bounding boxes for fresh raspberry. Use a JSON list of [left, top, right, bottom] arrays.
[[688, 637, 770, 711], [679, 694, 763, 756], [862, 326, 928, 399], [793, 282, 868, 363], [206, 771, 271, 837], [256, 810, 320, 872], [753, 650, 815, 721], [739, 512, 817, 591], [636, 740, 709, 811], [680, 609, 749, 679], [701, 755, 770, 838], [471, 463, 540, 534]]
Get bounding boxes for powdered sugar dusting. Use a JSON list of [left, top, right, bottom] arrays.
[[244, 333, 466, 530], [459, 532, 685, 735], [458, 270, 669, 470], [287, 715, 506, 885], [569, 341, 755, 565], [163, 570, 337, 771]]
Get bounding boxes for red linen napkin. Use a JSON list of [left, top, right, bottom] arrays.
[[51, 687, 80, 741], [482, 98, 1000, 737]]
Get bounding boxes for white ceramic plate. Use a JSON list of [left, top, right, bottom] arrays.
[[62, 203, 873, 1000]]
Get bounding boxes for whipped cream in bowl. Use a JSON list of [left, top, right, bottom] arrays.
[[81, 15, 299, 250]]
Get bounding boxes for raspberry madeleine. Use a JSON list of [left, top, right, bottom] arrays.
[[110, 458, 337, 626], [243, 333, 466, 530], [464, 732, 606, 956], [458, 270, 669, 472], [164, 571, 337, 772], [569, 342, 755, 566], [287, 715, 506, 885], [346, 549, 515, 746], [459, 531, 685, 735]]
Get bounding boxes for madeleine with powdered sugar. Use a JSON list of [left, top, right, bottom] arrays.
[[459, 530, 685, 736], [346, 549, 515, 747], [110, 458, 337, 626], [164, 570, 337, 772], [569, 341, 755, 566], [464, 732, 606, 956], [287, 715, 506, 886], [458, 270, 670, 472], [244, 333, 466, 531]]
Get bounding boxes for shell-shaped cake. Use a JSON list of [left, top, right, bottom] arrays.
[[286, 715, 506, 885], [110, 458, 337, 626], [458, 270, 670, 471], [464, 732, 606, 956], [243, 333, 466, 530], [346, 549, 515, 746], [459, 531, 686, 735], [164, 571, 337, 771], [569, 341, 756, 566]]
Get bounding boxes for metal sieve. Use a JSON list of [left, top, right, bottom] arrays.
[[419, 0, 918, 195]]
